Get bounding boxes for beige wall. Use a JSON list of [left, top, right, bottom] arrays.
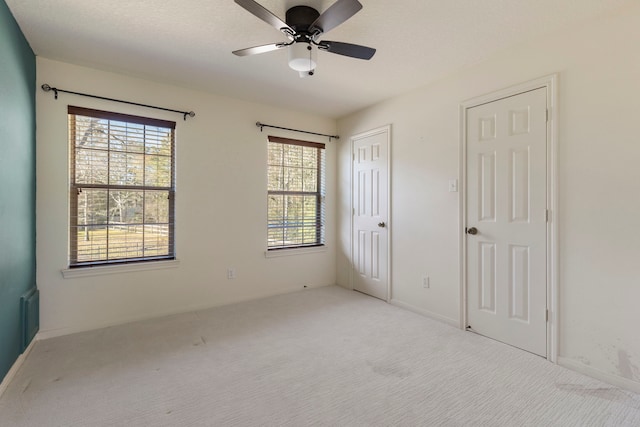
[[337, 3, 640, 390], [36, 58, 337, 338]]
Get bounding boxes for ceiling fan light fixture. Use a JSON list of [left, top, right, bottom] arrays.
[[288, 42, 317, 72]]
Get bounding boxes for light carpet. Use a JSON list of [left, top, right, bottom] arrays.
[[1, 285, 639, 426]]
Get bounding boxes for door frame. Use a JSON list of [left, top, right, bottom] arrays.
[[349, 125, 392, 302], [459, 75, 558, 362]]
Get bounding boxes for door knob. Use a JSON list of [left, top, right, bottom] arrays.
[[378, 222, 386, 228], [466, 227, 478, 235]]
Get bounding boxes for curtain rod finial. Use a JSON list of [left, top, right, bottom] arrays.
[[41, 83, 58, 98]]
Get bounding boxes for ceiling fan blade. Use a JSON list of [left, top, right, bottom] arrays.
[[232, 43, 287, 57], [318, 41, 375, 60], [310, 0, 363, 34], [234, 0, 293, 33]]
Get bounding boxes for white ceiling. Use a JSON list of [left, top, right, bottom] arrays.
[[6, 0, 632, 118]]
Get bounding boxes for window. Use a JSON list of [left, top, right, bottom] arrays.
[[267, 136, 325, 250], [68, 106, 175, 267]]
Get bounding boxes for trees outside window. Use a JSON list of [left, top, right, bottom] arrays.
[[68, 106, 175, 266], [267, 136, 325, 250]]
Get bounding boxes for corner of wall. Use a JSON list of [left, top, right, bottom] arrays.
[[0, 0, 37, 383]]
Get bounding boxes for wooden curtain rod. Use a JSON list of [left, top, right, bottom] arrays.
[[256, 121, 339, 141], [41, 84, 195, 121]]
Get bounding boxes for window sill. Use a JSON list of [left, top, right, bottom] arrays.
[[61, 259, 180, 279], [264, 246, 326, 258]]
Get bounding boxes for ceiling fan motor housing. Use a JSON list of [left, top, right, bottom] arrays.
[[286, 6, 320, 35]]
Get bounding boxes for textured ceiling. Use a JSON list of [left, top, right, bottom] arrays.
[[6, 0, 632, 118]]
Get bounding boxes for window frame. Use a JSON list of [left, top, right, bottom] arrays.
[[68, 106, 176, 268], [267, 135, 326, 251]]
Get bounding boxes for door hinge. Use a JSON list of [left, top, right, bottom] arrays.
[[546, 309, 549, 322], [545, 209, 549, 222], [546, 109, 549, 122]]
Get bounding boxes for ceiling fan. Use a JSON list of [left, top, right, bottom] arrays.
[[232, 0, 376, 77]]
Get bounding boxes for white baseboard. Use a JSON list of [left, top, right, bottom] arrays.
[[558, 357, 640, 394], [390, 299, 460, 328], [0, 336, 38, 398], [37, 283, 336, 340]]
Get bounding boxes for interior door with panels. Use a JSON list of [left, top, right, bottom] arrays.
[[466, 88, 547, 357], [351, 127, 389, 301]]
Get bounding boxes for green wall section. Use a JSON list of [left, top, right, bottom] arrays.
[[0, 0, 37, 382]]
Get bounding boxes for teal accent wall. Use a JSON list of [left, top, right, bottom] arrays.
[[0, 0, 37, 382]]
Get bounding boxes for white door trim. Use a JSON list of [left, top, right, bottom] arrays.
[[459, 75, 558, 362], [349, 125, 392, 302]]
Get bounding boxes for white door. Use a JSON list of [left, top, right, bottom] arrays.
[[352, 127, 389, 301], [466, 88, 547, 356]]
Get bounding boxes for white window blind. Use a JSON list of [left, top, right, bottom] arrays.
[[68, 106, 176, 267], [267, 136, 326, 250]]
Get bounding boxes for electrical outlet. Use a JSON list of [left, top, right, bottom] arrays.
[[227, 268, 236, 279], [422, 275, 430, 289]]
